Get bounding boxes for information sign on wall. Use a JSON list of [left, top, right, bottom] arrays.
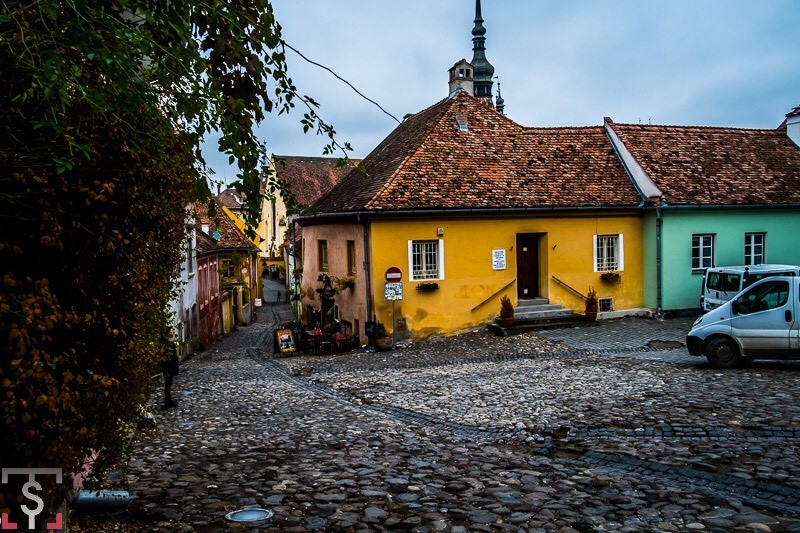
[[492, 249, 507, 270]]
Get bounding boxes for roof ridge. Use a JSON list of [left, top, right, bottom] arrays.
[[522, 125, 606, 132], [611, 122, 780, 133]]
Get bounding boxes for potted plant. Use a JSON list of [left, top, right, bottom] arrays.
[[600, 271, 622, 284], [415, 282, 440, 292], [496, 295, 515, 327], [335, 276, 356, 291], [585, 287, 599, 321], [374, 321, 393, 351]]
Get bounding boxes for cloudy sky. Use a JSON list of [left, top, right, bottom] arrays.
[[203, 0, 800, 183]]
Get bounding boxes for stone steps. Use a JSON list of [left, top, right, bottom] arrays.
[[489, 297, 589, 335]]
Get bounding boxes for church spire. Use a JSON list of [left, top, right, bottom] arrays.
[[471, 0, 495, 104], [494, 76, 505, 115]]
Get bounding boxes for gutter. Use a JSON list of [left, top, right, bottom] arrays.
[[359, 215, 373, 335], [295, 205, 644, 225], [656, 205, 663, 317], [643, 203, 800, 211]]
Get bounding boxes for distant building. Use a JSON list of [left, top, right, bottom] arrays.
[[273, 155, 358, 314], [448, 0, 503, 111], [195, 200, 259, 329]]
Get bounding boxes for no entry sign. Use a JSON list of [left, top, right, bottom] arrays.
[[385, 266, 402, 282]]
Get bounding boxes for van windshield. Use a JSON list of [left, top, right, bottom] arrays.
[[744, 271, 794, 289], [707, 272, 741, 292]]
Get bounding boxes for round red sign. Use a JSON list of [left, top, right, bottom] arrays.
[[385, 266, 402, 282]]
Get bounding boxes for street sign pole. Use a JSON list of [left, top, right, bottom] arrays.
[[384, 267, 403, 347]]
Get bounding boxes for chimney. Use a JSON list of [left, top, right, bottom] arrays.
[[786, 104, 800, 148]]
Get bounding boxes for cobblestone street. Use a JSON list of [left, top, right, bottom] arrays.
[[76, 305, 800, 532]]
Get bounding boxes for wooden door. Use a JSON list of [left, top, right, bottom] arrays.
[[516, 234, 539, 299]]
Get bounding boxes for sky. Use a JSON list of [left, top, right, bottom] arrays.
[[203, 0, 800, 184]]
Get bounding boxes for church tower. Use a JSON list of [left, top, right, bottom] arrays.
[[470, 0, 495, 104]]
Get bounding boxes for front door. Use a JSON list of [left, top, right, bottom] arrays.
[[516, 234, 539, 299]]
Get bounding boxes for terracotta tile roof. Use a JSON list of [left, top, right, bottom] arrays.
[[194, 200, 255, 251], [314, 91, 640, 213], [608, 120, 800, 205], [195, 228, 219, 255], [273, 156, 358, 207], [216, 188, 246, 210]]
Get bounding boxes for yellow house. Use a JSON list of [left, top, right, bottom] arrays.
[[297, 91, 646, 342], [217, 175, 288, 282]]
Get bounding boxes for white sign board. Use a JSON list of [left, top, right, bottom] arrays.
[[492, 249, 507, 270], [254, 298, 262, 307], [384, 282, 403, 301]]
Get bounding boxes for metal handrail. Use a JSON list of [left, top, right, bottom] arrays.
[[471, 279, 516, 312], [551, 275, 587, 301]]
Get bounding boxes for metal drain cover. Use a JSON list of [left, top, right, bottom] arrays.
[[225, 508, 274, 522]]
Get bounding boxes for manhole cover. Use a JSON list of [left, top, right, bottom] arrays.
[[225, 508, 274, 522]]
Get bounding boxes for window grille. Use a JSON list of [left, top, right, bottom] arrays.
[[412, 240, 440, 280], [598, 297, 614, 312], [595, 235, 619, 272]]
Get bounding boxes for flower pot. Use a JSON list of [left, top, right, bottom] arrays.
[[585, 310, 598, 322], [496, 317, 514, 328], [375, 336, 394, 351]]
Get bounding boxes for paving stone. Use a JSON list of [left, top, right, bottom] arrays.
[[71, 309, 800, 532]]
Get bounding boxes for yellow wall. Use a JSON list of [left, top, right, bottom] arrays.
[[369, 213, 643, 338]]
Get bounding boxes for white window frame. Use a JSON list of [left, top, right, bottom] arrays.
[[692, 234, 715, 271], [593, 234, 624, 272], [408, 239, 445, 281], [744, 232, 766, 266]]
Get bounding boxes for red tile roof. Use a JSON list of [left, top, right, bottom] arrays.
[[314, 91, 640, 213], [194, 200, 255, 251], [273, 156, 358, 207], [216, 188, 246, 210], [608, 120, 800, 205], [195, 228, 219, 255]]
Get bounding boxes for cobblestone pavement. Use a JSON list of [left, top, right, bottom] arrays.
[[75, 310, 800, 532]]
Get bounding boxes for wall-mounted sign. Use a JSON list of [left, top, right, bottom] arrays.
[[384, 282, 403, 301], [492, 249, 507, 270]]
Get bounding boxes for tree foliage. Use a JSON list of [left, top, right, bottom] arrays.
[[0, 0, 340, 519]]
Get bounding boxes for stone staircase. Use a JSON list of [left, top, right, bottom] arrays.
[[487, 297, 589, 336]]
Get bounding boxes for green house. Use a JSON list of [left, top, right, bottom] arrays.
[[606, 105, 800, 313]]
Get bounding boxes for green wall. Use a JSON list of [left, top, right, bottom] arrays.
[[643, 209, 800, 311]]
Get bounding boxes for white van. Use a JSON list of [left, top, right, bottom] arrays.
[[701, 264, 800, 312], [688, 276, 800, 368]]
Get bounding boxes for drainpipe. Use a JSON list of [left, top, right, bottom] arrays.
[[360, 216, 373, 337], [656, 205, 663, 318]]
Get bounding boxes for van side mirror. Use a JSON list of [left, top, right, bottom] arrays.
[[731, 301, 739, 315]]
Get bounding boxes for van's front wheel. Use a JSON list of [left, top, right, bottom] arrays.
[[705, 338, 741, 369]]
